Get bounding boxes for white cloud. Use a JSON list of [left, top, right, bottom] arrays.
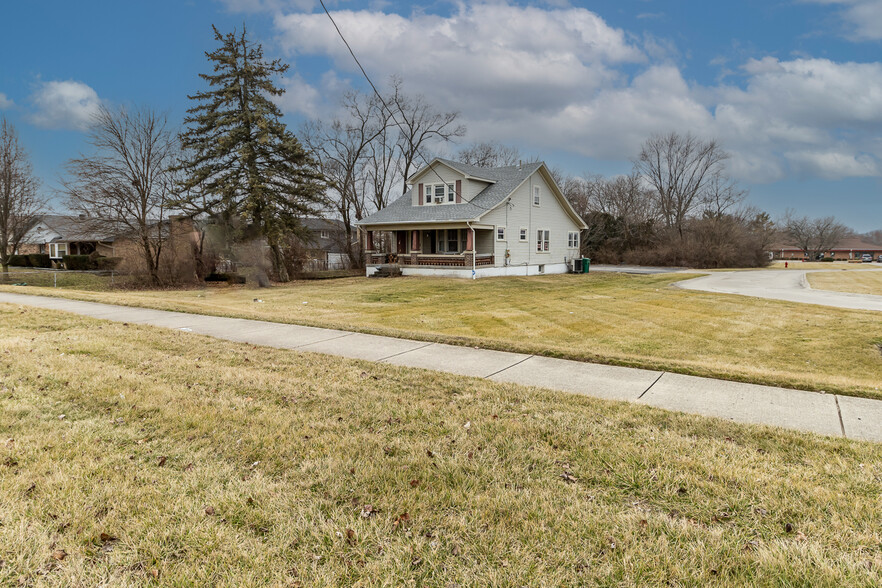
[[274, 2, 882, 182], [0, 93, 13, 109], [802, 0, 882, 41], [29, 80, 102, 131]]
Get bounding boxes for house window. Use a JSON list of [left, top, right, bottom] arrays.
[[496, 226, 506, 241], [448, 183, 456, 203], [320, 230, 329, 239], [568, 231, 579, 248], [48, 243, 68, 259], [424, 184, 432, 205], [446, 229, 459, 252], [424, 183, 457, 205], [434, 185, 445, 204], [533, 185, 540, 206], [536, 229, 549, 253], [519, 227, 527, 242]]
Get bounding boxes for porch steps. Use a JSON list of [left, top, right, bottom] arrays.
[[369, 264, 402, 278]]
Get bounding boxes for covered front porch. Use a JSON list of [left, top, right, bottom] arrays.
[[364, 226, 495, 268]]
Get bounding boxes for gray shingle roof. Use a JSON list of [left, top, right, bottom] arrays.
[[37, 215, 119, 242], [358, 160, 543, 226]]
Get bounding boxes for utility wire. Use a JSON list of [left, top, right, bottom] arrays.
[[317, 0, 508, 212]]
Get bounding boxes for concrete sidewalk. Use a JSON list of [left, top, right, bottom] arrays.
[[2, 291, 880, 443]]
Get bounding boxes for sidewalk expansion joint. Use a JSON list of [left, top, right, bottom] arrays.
[[291, 332, 355, 349], [638, 372, 665, 399], [483, 355, 534, 379], [376, 342, 435, 362], [834, 395, 847, 438]]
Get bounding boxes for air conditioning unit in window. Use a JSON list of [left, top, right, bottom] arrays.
[[435, 196, 444, 203]]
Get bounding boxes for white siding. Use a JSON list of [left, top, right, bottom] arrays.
[[481, 171, 581, 267], [410, 163, 464, 206], [409, 162, 491, 205]]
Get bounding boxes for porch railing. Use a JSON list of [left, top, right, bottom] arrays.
[[368, 253, 494, 267]]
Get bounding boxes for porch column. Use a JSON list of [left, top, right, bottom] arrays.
[[410, 230, 420, 265], [364, 230, 375, 266], [464, 227, 475, 269]]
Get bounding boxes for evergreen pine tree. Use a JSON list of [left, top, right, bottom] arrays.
[[177, 25, 325, 282]]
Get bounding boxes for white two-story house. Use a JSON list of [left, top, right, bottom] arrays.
[[356, 158, 587, 278]]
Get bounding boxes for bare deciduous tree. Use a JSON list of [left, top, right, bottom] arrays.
[[302, 90, 389, 266], [63, 106, 179, 284], [456, 141, 522, 168], [782, 212, 850, 259], [0, 118, 44, 274], [388, 77, 465, 193], [635, 132, 729, 239]]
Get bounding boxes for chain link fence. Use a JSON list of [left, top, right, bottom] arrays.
[[0, 268, 120, 290]]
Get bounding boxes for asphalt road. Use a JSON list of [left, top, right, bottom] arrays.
[[676, 268, 882, 312]]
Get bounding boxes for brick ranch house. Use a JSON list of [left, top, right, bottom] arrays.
[[768, 237, 882, 260], [356, 158, 587, 278], [19, 214, 199, 276]]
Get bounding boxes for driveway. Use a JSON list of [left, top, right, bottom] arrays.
[[677, 269, 882, 312]]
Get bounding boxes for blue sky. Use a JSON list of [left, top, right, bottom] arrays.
[[2, 0, 882, 230]]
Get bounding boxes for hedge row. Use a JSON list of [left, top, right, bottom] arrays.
[[6, 253, 52, 268], [62, 254, 122, 271]]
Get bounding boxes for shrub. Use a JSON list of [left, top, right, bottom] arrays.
[[206, 272, 246, 284], [7, 254, 30, 267], [62, 255, 94, 270], [93, 256, 122, 270], [28, 253, 52, 268]]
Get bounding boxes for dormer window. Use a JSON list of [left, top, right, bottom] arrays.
[[423, 183, 456, 205]]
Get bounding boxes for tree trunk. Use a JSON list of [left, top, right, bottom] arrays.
[[270, 242, 289, 282]]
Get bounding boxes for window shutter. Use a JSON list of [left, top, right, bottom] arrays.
[[418, 183, 423, 205], [455, 180, 462, 203]]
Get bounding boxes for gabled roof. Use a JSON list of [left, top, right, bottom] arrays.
[[359, 161, 544, 226], [407, 157, 500, 184], [300, 217, 347, 254], [31, 215, 119, 243]]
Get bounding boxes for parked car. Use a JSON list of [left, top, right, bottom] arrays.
[[877, 255, 882, 263], [860, 253, 873, 262]]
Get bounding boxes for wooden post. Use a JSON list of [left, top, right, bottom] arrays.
[[466, 228, 474, 252]]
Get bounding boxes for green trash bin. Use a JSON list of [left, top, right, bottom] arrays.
[[582, 257, 590, 273]]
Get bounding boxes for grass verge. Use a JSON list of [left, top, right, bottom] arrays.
[[808, 270, 882, 296], [3, 273, 882, 400], [1, 304, 881, 585]]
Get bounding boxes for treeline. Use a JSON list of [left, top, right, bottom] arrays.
[[556, 133, 776, 268]]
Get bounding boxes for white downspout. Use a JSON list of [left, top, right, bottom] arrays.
[[466, 221, 476, 279]]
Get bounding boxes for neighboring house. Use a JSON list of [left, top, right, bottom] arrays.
[[17, 214, 116, 259], [300, 217, 350, 270], [19, 214, 199, 276], [355, 158, 587, 277], [769, 238, 882, 260]]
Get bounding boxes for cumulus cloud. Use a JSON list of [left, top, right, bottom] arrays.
[[29, 80, 102, 131], [0, 93, 13, 109], [274, 2, 882, 182], [802, 0, 882, 41]]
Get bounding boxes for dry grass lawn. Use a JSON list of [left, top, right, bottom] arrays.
[[4, 272, 882, 400], [1, 304, 881, 586], [808, 270, 882, 296]]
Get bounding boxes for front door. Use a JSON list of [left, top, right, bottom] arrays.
[[396, 231, 407, 254]]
